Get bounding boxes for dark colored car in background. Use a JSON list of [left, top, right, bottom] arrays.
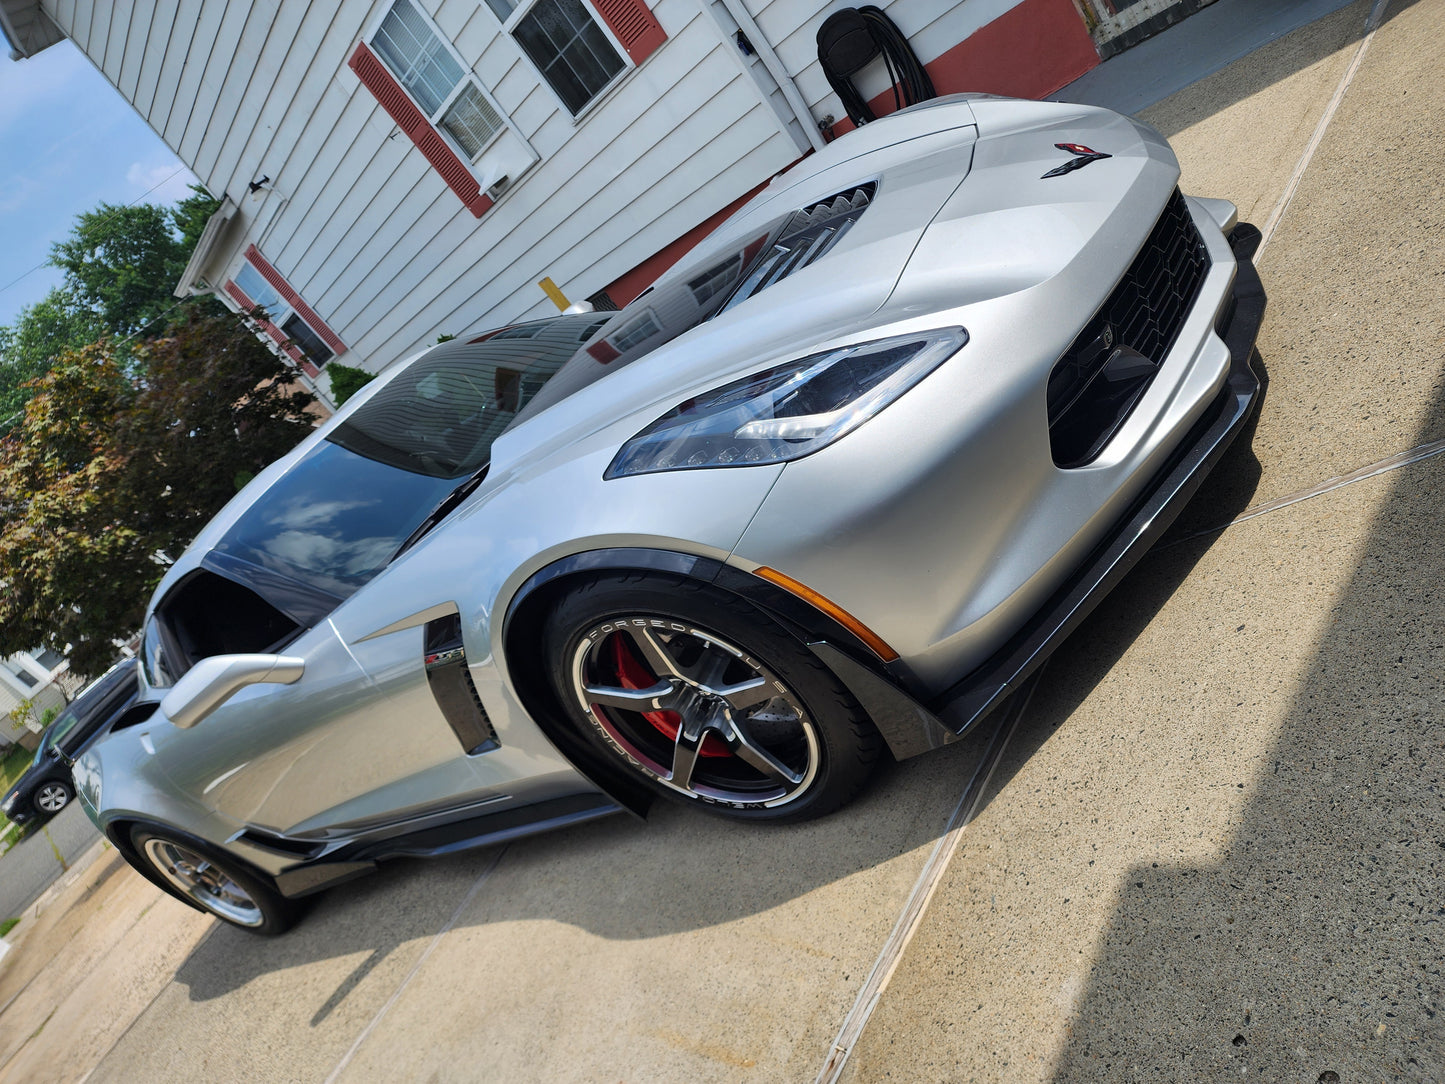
[[2, 660, 141, 825]]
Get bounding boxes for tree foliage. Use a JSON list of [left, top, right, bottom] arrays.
[[1, 188, 223, 432], [0, 311, 316, 673], [48, 188, 220, 338], [326, 361, 376, 406], [0, 289, 105, 434]]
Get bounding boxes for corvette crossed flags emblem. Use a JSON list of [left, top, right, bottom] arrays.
[[1041, 142, 1112, 178]]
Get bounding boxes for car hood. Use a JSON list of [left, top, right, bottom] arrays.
[[486, 100, 984, 476], [891, 97, 1182, 311]]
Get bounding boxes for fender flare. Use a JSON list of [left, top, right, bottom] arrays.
[[501, 547, 958, 768]]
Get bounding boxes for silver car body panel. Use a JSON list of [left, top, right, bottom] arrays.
[[77, 96, 1263, 888]]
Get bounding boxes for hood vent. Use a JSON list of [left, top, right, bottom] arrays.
[[720, 183, 876, 314]]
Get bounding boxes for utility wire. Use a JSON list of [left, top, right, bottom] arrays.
[[0, 165, 192, 299]]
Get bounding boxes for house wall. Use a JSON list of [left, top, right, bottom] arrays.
[[43, 0, 809, 382], [0, 651, 71, 743], [39, 0, 1102, 381]]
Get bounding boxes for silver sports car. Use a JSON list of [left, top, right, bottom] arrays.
[[76, 94, 1265, 933]]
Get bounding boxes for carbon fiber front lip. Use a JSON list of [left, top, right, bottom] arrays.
[[927, 223, 1266, 736]]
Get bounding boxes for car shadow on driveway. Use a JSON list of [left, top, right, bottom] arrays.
[[1050, 420, 1445, 1078], [164, 718, 999, 1007]]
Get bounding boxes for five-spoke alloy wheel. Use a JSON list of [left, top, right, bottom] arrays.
[[544, 575, 881, 821], [131, 828, 300, 934]]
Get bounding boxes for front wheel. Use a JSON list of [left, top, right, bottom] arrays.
[[34, 781, 71, 816], [541, 575, 883, 822], [130, 827, 301, 935]]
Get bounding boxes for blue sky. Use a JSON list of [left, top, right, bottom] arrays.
[[0, 39, 196, 328]]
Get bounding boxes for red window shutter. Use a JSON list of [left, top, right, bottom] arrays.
[[348, 41, 492, 219], [224, 280, 253, 310], [224, 280, 321, 378], [592, 0, 666, 64], [243, 246, 347, 356], [347, 42, 429, 138]]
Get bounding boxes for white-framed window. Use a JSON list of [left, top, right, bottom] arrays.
[[484, 0, 627, 116], [234, 261, 336, 367], [370, 0, 509, 159], [32, 648, 65, 672]]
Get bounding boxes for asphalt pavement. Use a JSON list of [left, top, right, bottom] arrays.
[[0, 805, 100, 922]]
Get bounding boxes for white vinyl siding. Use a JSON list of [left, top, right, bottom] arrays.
[[43, 0, 808, 374]]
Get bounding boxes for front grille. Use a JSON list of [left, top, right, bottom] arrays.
[[1048, 189, 1210, 468]]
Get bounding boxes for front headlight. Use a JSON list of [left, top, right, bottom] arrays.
[[605, 328, 967, 478]]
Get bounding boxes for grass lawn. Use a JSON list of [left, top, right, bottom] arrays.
[[1, 743, 35, 792]]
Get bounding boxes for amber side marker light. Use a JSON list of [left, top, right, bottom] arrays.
[[751, 566, 901, 663]]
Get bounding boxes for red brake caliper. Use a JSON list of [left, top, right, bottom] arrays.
[[609, 633, 730, 757]]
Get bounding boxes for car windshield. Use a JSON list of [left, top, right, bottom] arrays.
[[210, 317, 599, 599]]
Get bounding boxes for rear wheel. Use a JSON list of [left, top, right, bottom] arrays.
[[542, 575, 882, 822], [130, 827, 300, 935]]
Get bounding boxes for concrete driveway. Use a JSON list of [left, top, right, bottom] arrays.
[[2, 0, 1441, 1079]]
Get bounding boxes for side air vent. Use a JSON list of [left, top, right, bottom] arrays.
[[108, 702, 159, 733], [719, 183, 876, 314], [424, 614, 500, 755], [1048, 189, 1209, 468], [236, 827, 326, 859]]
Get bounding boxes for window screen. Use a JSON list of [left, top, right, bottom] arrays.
[[373, 0, 464, 115], [442, 84, 505, 157], [513, 0, 624, 115], [372, 0, 505, 159]]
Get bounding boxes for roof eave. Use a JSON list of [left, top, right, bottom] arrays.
[[0, 0, 64, 60]]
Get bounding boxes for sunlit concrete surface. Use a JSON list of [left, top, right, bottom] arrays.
[[841, 0, 1445, 1079]]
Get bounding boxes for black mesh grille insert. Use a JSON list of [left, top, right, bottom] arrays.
[[1048, 189, 1210, 468], [424, 614, 499, 755]]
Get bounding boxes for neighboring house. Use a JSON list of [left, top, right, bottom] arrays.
[[0, 648, 82, 747], [0, 0, 1212, 401]]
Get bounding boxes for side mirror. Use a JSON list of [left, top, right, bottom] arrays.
[[160, 654, 305, 730]]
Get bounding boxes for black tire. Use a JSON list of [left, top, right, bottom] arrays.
[[129, 826, 302, 935], [541, 573, 882, 823], [34, 780, 71, 817]]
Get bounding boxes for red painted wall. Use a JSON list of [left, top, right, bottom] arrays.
[[926, 0, 1100, 101]]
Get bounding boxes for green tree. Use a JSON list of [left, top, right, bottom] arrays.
[[0, 288, 105, 433], [48, 188, 220, 338], [1, 188, 223, 430], [0, 311, 316, 674]]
